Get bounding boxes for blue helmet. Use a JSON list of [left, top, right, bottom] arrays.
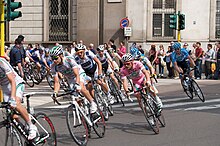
[[172, 42, 181, 50]]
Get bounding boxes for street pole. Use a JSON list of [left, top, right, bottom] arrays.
[[0, 0, 5, 102], [177, 11, 181, 42]]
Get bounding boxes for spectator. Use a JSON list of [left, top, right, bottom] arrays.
[[214, 42, 220, 80], [204, 44, 215, 79], [88, 43, 97, 54], [70, 41, 77, 56], [4, 45, 10, 61], [109, 39, 117, 53], [148, 44, 158, 72], [9, 38, 24, 78], [17, 35, 26, 65], [165, 46, 174, 78], [157, 45, 166, 78], [183, 43, 191, 53], [138, 45, 145, 55], [117, 41, 126, 57], [194, 42, 203, 79]]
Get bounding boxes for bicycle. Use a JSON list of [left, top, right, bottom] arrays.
[[0, 93, 57, 146], [57, 89, 106, 146], [91, 77, 114, 121], [181, 68, 205, 102], [132, 86, 166, 134], [105, 72, 125, 106]]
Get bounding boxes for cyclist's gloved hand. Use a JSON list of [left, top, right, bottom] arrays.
[[98, 74, 103, 79], [194, 66, 199, 70], [75, 83, 81, 91], [52, 92, 58, 98], [179, 73, 183, 79], [9, 98, 17, 108]]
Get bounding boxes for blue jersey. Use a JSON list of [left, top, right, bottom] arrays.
[[171, 48, 189, 64], [130, 47, 141, 59]]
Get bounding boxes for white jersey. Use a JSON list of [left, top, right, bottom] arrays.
[[50, 56, 85, 84], [0, 57, 24, 87]]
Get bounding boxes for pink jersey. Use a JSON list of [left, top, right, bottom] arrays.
[[120, 61, 145, 85]]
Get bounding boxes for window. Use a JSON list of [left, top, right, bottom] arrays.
[[152, 0, 176, 38], [216, 0, 220, 39], [49, 0, 69, 41]]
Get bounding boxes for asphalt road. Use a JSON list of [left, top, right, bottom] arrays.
[[1, 79, 220, 146]]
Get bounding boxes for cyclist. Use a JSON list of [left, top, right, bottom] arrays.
[[49, 45, 98, 113], [171, 42, 197, 87], [96, 45, 125, 99], [137, 54, 158, 93], [120, 53, 163, 109], [74, 44, 115, 104], [0, 57, 38, 140]]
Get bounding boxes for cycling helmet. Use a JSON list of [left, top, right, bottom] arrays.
[[75, 44, 86, 52], [44, 48, 50, 53], [172, 42, 181, 50], [97, 45, 105, 51], [121, 53, 133, 62], [49, 45, 63, 56]]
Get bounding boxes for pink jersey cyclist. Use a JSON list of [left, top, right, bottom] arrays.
[[120, 61, 145, 90]]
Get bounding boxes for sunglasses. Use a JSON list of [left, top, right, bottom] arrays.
[[123, 62, 132, 66], [52, 56, 59, 60]]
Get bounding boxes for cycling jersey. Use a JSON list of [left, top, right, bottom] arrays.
[[96, 50, 112, 68], [171, 48, 190, 73], [30, 48, 41, 62], [96, 50, 113, 74], [75, 50, 97, 76], [41, 54, 52, 67], [140, 56, 150, 70], [51, 56, 85, 84], [171, 48, 189, 63], [0, 57, 25, 101], [120, 61, 145, 86]]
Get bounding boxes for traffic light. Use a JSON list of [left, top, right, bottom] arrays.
[[178, 14, 185, 30], [4, 0, 22, 21], [169, 14, 177, 29]]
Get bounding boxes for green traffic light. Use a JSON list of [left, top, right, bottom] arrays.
[[178, 14, 185, 30], [4, 0, 22, 21], [169, 14, 177, 29]]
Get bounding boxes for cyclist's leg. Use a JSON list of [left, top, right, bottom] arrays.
[[4, 83, 38, 140]]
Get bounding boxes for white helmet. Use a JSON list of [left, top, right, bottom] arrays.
[[75, 44, 86, 52], [97, 45, 105, 51], [121, 53, 133, 62], [49, 45, 63, 56]]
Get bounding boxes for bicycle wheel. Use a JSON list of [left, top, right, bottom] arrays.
[[31, 70, 42, 85], [191, 79, 205, 102], [140, 95, 159, 134], [157, 110, 166, 127], [94, 87, 109, 121], [181, 80, 193, 99], [114, 72, 122, 90], [34, 113, 57, 146], [5, 125, 23, 146], [46, 73, 54, 90], [110, 79, 125, 107], [66, 104, 88, 146], [24, 72, 34, 87], [92, 109, 106, 138]]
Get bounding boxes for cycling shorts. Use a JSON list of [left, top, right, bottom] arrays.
[[2, 83, 25, 102]]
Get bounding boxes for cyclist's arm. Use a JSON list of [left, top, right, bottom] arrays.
[[7, 72, 16, 99], [93, 57, 103, 75], [141, 68, 151, 84], [187, 55, 196, 67], [121, 78, 129, 93], [173, 62, 182, 74], [144, 58, 155, 75], [72, 67, 80, 85]]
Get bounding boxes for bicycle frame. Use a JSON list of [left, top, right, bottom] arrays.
[[70, 95, 93, 127]]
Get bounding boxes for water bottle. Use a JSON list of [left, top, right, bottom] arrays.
[[30, 107, 34, 115]]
